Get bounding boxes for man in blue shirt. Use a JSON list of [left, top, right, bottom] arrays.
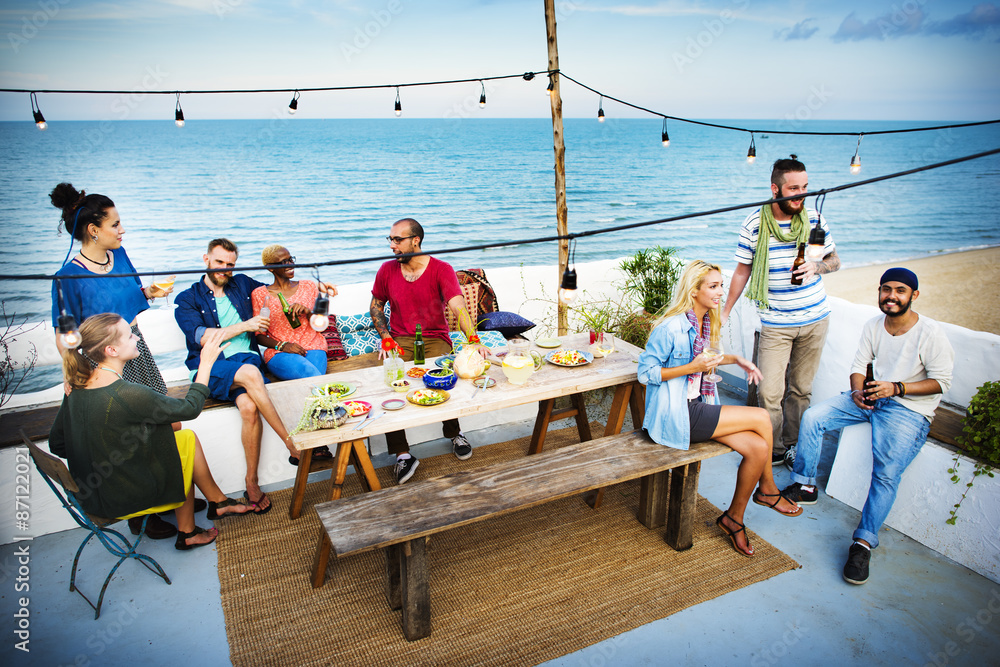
[[174, 238, 308, 514]]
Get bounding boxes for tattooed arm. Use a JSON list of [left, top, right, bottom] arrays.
[[794, 249, 841, 282]]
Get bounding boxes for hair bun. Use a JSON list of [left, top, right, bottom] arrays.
[[789, 153, 798, 160], [49, 182, 84, 211]]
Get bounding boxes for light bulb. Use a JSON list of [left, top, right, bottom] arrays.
[[479, 92, 486, 108], [175, 108, 185, 128], [747, 149, 756, 164], [558, 287, 578, 306], [33, 111, 47, 130], [661, 132, 670, 147], [288, 99, 298, 114], [310, 293, 330, 332], [57, 313, 81, 350], [310, 313, 328, 332], [850, 154, 861, 174], [558, 267, 578, 305], [546, 80, 554, 96], [598, 108, 605, 122]]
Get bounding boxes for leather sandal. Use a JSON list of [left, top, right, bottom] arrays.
[[716, 512, 754, 558], [174, 525, 218, 551], [206, 497, 255, 520], [752, 488, 803, 517], [288, 445, 335, 467]]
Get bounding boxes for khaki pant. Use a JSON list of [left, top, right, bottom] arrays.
[[757, 318, 829, 456], [385, 335, 461, 455]]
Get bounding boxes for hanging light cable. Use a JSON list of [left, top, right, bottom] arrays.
[[479, 80, 486, 109], [850, 134, 863, 174], [288, 90, 299, 115], [597, 96, 605, 122], [30, 92, 47, 130], [394, 87, 402, 117], [309, 268, 331, 332], [661, 117, 670, 147], [174, 93, 185, 128], [558, 239, 579, 305], [54, 279, 81, 349], [746, 132, 757, 164]]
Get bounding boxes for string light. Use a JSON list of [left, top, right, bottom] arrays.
[[174, 93, 185, 128], [850, 134, 863, 174], [597, 96, 605, 122], [746, 133, 756, 164], [558, 239, 579, 305], [54, 280, 81, 349], [30, 92, 47, 130], [479, 81, 486, 109], [661, 118, 670, 147], [394, 87, 402, 117], [288, 91, 299, 114], [546, 77, 554, 96]]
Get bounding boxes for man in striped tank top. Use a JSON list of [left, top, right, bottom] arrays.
[[721, 156, 841, 464]]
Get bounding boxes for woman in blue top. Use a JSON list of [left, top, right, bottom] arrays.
[[637, 260, 802, 558], [50, 183, 173, 394]]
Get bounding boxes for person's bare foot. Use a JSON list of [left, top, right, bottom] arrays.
[[175, 526, 219, 550], [717, 512, 754, 557], [207, 496, 255, 519], [753, 487, 803, 516], [245, 482, 272, 514]]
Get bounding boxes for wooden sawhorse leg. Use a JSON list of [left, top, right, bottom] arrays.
[[528, 393, 593, 455], [310, 440, 382, 588], [385, 538, 431, 641]]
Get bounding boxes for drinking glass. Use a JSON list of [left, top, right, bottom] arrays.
[[596, 332, 615, 358], [704, 338, 723, 382], [152, 271, 176, 309]]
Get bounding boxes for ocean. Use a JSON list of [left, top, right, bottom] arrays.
[[1, 117, 999, 391]]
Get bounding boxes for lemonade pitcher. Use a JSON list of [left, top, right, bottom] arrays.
[[502, 341, 543, 385]]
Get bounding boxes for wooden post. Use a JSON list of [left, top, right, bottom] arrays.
[[544, 0, 569, 335], [400, 537, 431, 641]]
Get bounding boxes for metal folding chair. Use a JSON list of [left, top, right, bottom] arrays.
[[22, 431, 171, 619]]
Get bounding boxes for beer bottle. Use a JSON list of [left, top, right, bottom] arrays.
[[790, 243, 806, 285], [276, 292, 301, 329], [413, 324, 425, 365], [862, 362, 876, 407]]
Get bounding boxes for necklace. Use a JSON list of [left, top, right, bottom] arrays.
[[81, 249, 112, 272], [99, 366, 124, 381]]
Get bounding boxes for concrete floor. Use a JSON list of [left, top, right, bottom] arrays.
[[3, 410, 999, 667]]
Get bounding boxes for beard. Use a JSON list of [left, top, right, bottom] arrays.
[[776, 196, 804, 216], [207, 270, 230, 287], [879, 295, 912, 316]]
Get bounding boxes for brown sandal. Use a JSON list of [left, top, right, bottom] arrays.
[[716, 512, 754, 558], [207, 497, 255, 520], [752, 488, 803, 517]]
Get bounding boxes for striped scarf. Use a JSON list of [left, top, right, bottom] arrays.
[[685, 309, 715, 397]]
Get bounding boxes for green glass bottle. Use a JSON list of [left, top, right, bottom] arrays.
[[413, 324, 425, 365], [276, 292, 301, 329]]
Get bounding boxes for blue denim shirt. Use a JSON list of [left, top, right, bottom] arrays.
[[636, 313, 718, 450], [174, 274, 265, 370]]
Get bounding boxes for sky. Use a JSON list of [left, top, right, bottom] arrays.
[[1, 0, 999, 122]]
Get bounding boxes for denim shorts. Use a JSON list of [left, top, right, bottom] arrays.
[[688, 398, 721, 442]]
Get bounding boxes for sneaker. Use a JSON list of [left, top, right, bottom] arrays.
[[783, 446, 797, 471], [781, 482, 818, 505], [395, 456, 419, 485], [843, 542, 871, 585], [452, 433, 473, 460], [771, 450, 786, 464]]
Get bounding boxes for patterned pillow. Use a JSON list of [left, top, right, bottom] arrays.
[[444, 283, 481, 331], [477, 311, 535, 338], [449, 330, 507, 350], [340, 330, 381, 356], [321, 314, 348, 361], [336, 312, 374, 334]]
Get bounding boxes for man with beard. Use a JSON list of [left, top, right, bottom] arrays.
[[174, 238, 307, 514], [370, 218, 484, 484], [722, 155, 840, 465], [782, 268, 953, 585]]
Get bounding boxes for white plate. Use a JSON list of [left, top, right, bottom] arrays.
[[535, 338, 561, 348]]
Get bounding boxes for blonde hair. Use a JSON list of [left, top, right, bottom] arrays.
[[652, 260, 723, 338], [261, 244, 287, 266], [62, 313, 124, 390]]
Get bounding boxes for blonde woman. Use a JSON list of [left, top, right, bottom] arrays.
[[637, 260, 801, 558], [49, 314, 254, 550]]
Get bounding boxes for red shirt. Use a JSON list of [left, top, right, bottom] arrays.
[[372, 256, 461, 344]]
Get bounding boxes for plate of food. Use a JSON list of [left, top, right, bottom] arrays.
[[407, 367, 428, 378], [343, 400, 372, 417], [313, 381, 357, 399], [545, 349, 594, 367], [435, 354, 455, 370], [406, 388, 450, 407], [535, 338, 561, 349]]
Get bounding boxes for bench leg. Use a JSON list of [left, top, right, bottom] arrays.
[[400, 537, 431, 641], [638, 470, 669, 528], [664, 461, 701, 551], [384, 544, 402, 611]]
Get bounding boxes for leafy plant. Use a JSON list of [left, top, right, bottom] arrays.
[[946, 380, 1000, 525], [0, 303, 39, 408], [290, 394, 348, 436], [618, 246, 682, 314]]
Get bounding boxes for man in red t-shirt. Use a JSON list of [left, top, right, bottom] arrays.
[[371, 218, 485, 484]]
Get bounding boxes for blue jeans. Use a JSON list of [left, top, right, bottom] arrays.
[[791, 391, 930, 549], [265, 350, 328, 380]]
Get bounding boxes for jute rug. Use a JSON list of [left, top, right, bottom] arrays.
[[217, 424, 798, 666]]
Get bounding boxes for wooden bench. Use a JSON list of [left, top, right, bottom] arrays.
[[313, 429, 730, 640]]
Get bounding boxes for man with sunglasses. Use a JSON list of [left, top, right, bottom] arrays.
[[371, 218, 485, 484]]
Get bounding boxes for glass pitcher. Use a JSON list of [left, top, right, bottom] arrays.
[[502, 340, 543, 385]]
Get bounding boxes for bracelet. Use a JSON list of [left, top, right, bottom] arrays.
[[276, 341, 286, 352], [895, 381, 906, 397]]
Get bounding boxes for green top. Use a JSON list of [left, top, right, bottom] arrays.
[[48, 381, 210, 519]]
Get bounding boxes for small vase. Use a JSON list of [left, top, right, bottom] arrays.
[[383, 356, 405, 387]]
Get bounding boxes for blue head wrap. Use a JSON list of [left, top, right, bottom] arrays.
[[879, 267, 918, 291]]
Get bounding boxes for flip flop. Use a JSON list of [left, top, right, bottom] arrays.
[[752, 488, 803, 517], [716, 511, 754, 558], [206, 496, 255, 520], [245, 490, 273, 515], [288, 445, 335, 467]]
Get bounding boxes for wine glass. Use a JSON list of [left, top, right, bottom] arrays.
[[704, 337, 723, 382], [152, 270, 176, 310], [596, 332, 615, 358]]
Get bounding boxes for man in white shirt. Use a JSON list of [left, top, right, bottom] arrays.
[[782, 268, 954, 585]]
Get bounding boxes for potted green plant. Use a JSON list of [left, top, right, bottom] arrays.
[[946, 380, 1000, 524], [290, 394, 349, 436], [618, 246, 682, 315]]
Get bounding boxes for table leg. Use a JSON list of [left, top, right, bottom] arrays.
[[400, 537, 431, 641], [288, 448, 314, 520], [384, 544, 402, 611], [528, 399, 555, 455], [349, 439, 382, 493], [571, 393, 593, 443], [629, 383, 646, 430], [638, 470, 669, 528], [664, 461, 701, 551], [310, 443, 354, 588]]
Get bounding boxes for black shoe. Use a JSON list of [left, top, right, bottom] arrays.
[[159, 498, 207, 515], [781, 482, 818, 505], [128, 514, 178, 540], [452, 433, 473, 460], [783, 446, 796, 471], [771, 450, 786, 464], [395, 456, 419, 485], [843, 542, 871, 585]]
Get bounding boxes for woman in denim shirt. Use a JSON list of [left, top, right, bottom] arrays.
[[638, 260, 801, 557]]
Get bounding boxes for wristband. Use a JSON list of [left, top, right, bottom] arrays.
[[276, 341, 286, 352], [895, 381, 906, 397]]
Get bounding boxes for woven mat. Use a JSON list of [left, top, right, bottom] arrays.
[[218, 424, 798, 666]]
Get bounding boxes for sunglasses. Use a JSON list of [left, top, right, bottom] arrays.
[[277, 256, 296, 265]]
